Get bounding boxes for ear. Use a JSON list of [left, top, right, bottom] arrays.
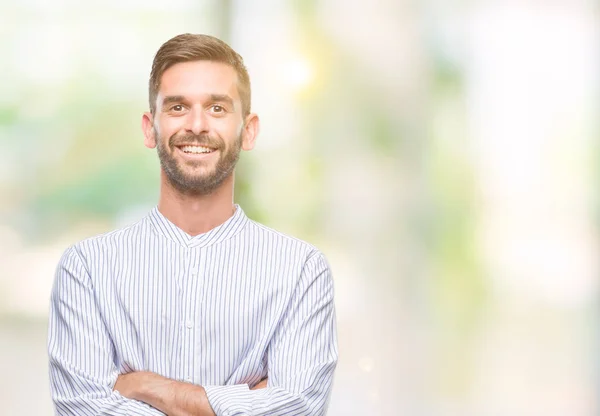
[[142, 112, 156, 149], [241, 113, 260, 151]]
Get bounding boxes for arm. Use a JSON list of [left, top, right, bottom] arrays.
[[204, 251, 338, 416], [112, 372, 268, 416], [48, 246, 165, 416], [113, 372, 214, 416]]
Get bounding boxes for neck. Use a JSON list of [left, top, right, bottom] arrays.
[[157, 171, 236, 236]]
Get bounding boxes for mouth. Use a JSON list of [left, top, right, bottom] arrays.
[[177, 144, 217, 154], [175, 144, 219, 160]]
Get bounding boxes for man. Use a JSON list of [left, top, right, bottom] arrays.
[[48, 33, 338, 416]]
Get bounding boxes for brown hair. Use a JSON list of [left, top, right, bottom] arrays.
[[149, 33, 251, 116]]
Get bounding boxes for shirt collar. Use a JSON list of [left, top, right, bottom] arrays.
[[146, 204, 249, 248]]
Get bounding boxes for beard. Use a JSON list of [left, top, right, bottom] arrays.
[[156, 130, 242, 196]]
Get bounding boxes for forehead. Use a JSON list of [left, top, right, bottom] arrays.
[[158, 60, 240, 102]]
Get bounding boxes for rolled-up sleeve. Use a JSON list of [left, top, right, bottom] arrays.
[[204, 251, 338, 416], [48, 246, 164, 416]]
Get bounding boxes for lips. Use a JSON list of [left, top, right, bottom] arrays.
[[178, 145, 216, 154]]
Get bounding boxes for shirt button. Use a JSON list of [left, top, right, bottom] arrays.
[[191, 271, 198, 277], [186, 377, 192, 383], [186, 320, 194, 328]]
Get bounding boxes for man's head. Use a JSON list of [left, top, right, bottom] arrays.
[[142, 34, 259, 196], [149, 34, 251, 117]]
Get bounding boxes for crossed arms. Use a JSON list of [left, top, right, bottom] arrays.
[[110, 371, 267, 416], [48, 246, 338, 416]]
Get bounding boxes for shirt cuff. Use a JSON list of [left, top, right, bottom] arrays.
[[204, 384, 255, 416]]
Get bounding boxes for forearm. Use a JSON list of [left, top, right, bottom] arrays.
[[115, 372, 215, 416], [203, 360, 336, 416]]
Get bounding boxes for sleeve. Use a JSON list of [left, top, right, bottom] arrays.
[[203, 251, 338, 416], [47, 245, 165, 416]]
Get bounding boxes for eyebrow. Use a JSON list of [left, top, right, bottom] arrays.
[[161, 95, 186, 108], [209, 94, 234, 107], [161, 94, 235, 109]]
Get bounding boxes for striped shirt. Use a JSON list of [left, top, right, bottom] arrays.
[[48, 205, 338, 416]]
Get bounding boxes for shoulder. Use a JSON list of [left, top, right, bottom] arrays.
[[60, 214, 151, 267], [242, 220, 334, 294], [243, 219, 328, 266]]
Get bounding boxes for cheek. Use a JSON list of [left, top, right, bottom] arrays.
[[218, 120, 244, 140], [158, 116, 185, 136]]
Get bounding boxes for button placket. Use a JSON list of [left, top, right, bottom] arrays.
[[186, 252, 199, 332], [187, 248, 203, 385], [179, 248, 194, 381]]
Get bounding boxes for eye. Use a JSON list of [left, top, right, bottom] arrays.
[[171, 104, 184, 112], [211, 105, 225, 113]]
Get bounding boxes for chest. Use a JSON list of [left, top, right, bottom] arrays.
[[93, 245, 299, 378], [108, 248, 293, 330]]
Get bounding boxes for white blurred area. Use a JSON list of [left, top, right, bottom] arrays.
[[0, 1, 599, 415], [469, 2, 599, 307], [466, 3, 599, 415]]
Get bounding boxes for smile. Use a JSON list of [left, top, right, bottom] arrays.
[[178, 145, 216, 154]]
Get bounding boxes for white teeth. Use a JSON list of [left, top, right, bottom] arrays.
[[180, 145, 214, 154]]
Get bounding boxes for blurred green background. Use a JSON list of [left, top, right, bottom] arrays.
[[0, 1, 598, 415]]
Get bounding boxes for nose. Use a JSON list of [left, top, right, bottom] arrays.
[[186, 106, 209, 136]]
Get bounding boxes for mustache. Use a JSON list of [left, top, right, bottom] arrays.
[[169, 133, 222, 149]]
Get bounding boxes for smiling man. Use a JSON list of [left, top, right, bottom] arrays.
[[48, 34, 338, 416]]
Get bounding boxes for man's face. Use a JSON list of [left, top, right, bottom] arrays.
[[147, 61, 248, 195]]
